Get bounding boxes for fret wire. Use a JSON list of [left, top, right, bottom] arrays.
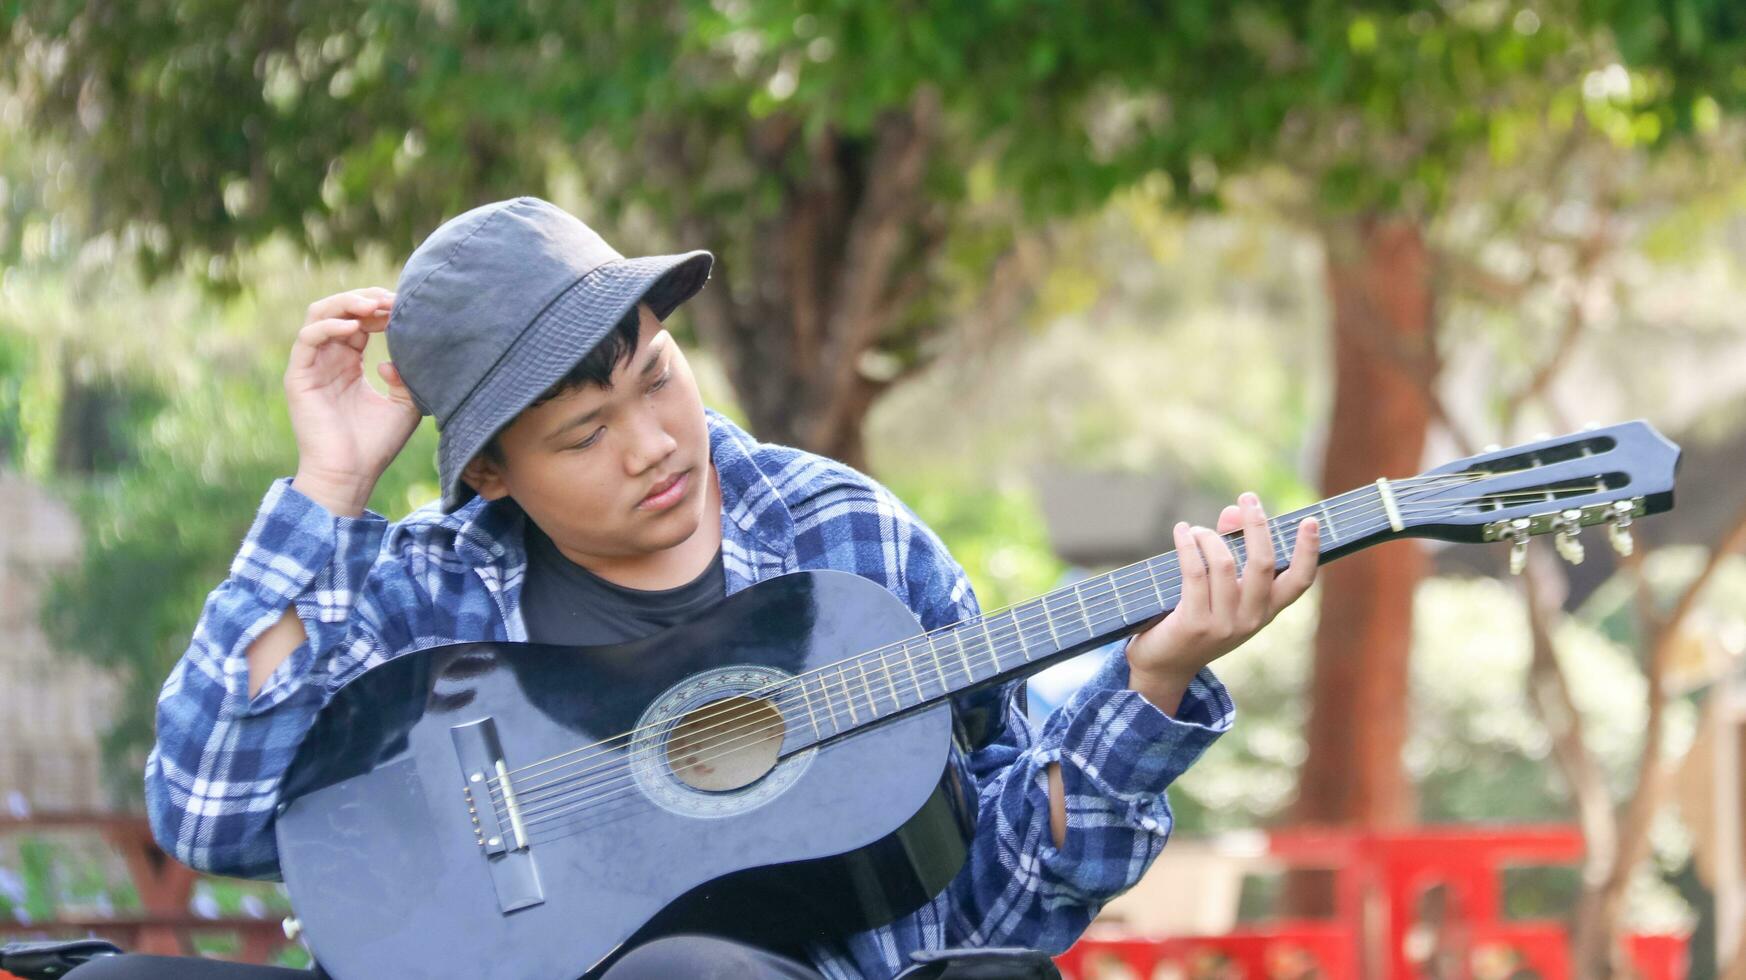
[[1038, 596, 1063, 649], [1038, 593, 1060, 646], [1317, 501, 1338, 543], [906, 641, 927, 701], [878, 650, 900, 709], [1010, 609, 1033, 661], [952, 630, 975, 681], [1086, 576, 1117, 633], [799, 677, 822, 738], [977, 611, 1005, 670], [837, 668, 858, 724], [817, 674, 839, 734], [927, 634, 950, 692], [854, 659, 875, 717], [1100, 577, 1127, 630], [1047, 586, 1075, 649]]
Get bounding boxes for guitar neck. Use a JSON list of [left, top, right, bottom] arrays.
[[783, 482, 1398, 748]]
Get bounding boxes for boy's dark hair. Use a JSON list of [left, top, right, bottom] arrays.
[[478, 305, 643, 465]]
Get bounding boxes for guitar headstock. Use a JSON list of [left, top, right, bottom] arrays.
[[1396, 421, 1679, 571]]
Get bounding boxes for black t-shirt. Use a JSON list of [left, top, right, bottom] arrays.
[[519, 515, 727, 647]]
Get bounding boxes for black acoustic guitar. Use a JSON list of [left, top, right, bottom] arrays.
[[273, 422, 1679, 979]]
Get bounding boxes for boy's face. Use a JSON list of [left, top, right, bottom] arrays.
[[460, 304, 714, 564]]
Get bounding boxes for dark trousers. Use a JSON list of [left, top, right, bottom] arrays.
[[62, 935, 826, 980]]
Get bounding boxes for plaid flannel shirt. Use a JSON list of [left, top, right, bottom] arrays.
[[146, 409, 1233, 979]]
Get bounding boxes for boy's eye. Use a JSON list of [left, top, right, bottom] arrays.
[[571, 427, 604, 451], [649, 366, 672, 392]]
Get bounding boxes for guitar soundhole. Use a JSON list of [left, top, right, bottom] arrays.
[[664, 695, 785, 792]]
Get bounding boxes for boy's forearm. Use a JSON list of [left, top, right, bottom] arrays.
[[247, 606, 309, 698]]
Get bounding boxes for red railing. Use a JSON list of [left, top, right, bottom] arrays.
[[1057, 826, 1689, 980], [0, 813, 295, 967]]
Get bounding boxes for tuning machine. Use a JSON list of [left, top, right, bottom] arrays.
[[1507, 518, 1532, 575], [1606, 500, 1634, 556], [1553, 509, 1585, 565]]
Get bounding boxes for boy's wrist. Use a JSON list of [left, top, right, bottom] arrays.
[[1124, 641, 1201, 716], [290, 470, 374, 518]]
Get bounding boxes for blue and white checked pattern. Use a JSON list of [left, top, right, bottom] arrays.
[[146, 409, 1233, 980]]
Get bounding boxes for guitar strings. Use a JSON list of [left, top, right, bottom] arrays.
[[488, 478, 1507, 820], [482, 471, 1488, 792], [504, 506, 1401, 829], [483, 475, 1448, 794], [485, 471, 1514, 806], [492, 476, 1593, 819], [497, 481, 1610, 831], [505, 505, 1414, 831], [492, 475, 1606, 824]]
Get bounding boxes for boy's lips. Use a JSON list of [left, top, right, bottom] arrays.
[[638, 470, 690, 510]]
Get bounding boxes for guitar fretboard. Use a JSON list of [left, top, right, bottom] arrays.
[[775, 483, 1391, 752]]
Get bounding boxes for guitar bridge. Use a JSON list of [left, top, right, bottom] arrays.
[[452, 717, 545, 913]]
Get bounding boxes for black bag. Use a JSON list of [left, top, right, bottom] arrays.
[[894, 946, 1062, 980], [0, 939, 124, 979]]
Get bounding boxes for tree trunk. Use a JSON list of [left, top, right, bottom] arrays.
[[655, 94, 945, 471], [1287, 216, 1437, 911]]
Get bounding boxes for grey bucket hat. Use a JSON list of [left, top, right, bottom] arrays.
[[384, 197, 713, 513]]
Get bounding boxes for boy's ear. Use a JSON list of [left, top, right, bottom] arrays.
[[461, 453, 511, 502]]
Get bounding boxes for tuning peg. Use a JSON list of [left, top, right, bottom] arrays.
[[1609, 523, 1634, 557], [1555, 529, 1585, 565], [1483, 443, 1503, 453], [1507, 518, 1531, 575], [1607, 501, 1634, 557], [1554, 509, 1585, 565]]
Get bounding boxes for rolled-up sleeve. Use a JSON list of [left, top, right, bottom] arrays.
[[145, 477, 395, 879]]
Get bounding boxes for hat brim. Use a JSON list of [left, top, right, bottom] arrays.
[[435, 250, 713, 513]]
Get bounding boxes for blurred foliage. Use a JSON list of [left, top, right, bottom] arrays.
[[0, 245, 447, 794], [33, 370, 440, 797], [883, 470, 1066, 614], [871, 193, 1326, 497], [0, 834, 300, 966], [1165, 560, 1740, 834], [4, 1, 1745, 276], [0, 330, 27, 465]]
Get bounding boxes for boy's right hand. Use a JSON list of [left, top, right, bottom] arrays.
[[286, 287, 421, 517]]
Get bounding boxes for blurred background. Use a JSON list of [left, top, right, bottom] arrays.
[[2, 2, 1745, 978]]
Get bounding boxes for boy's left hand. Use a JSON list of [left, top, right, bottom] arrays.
[[1124, 492, 1320, 712]]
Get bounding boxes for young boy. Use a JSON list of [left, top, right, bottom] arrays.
[[136, 198, 1318, 979]]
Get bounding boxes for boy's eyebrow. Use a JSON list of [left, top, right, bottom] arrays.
[[545, 340, 667, 442]]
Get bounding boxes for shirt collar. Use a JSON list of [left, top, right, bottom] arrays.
[[704, 408, 795, 568]]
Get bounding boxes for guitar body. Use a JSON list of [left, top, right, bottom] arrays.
[[275, 570, 978, 980]]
